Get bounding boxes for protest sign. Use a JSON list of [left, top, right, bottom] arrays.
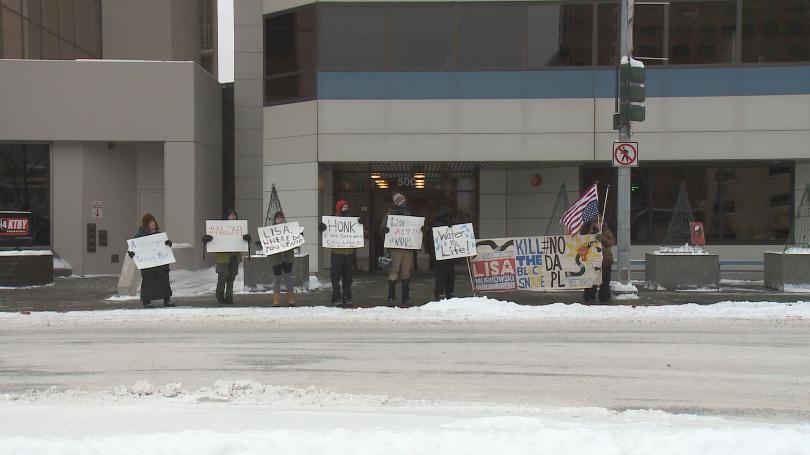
[[384, 215, 424, 250], [471, 235, 602, 292], [205, 220, 249, 253], [126, 232, 176, 270], [258, 222, 305, 255], [433, 223, 477, 260], [322, 216, 364, 249]]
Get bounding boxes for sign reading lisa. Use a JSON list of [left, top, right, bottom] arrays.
[[322, 216, 363, 249], [205, 220, 249, 253], [432, 223, 477, 260], [258, 222, 305, 255], [126, 232, 176, 270], [384, 215, 424, 250]]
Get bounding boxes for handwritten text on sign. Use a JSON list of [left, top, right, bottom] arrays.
[[258, 222, 305, 255], [322, 216, 364, 249], [433, 223, 477, 260], [384, 215, 425, 250], [205, 220, 249, 253], [126, 232, 176, 270]]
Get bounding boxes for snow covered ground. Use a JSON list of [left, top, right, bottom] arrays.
[[4, 297, 810, 327], [2, 381, 809, 455]]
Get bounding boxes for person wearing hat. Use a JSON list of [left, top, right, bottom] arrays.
[[430, 207, 456, 300], [380, 192, 414, 306], [319, 199, 360, 307], [201, 209, 251, 304]]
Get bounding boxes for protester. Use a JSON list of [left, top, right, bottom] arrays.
[[128, 213, 173, 308], [268, 211, 296, 307], [380, 192, 416, 306], [201, 210, 251, 304], [319, 199, 359, 307], [430, 207, 456, 300], [581, 215, 615, 303]]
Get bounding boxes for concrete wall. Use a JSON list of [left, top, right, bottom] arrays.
[[136, 143, 165, 226], [233, 0, 264, 234]]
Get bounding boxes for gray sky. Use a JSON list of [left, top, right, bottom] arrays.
[[217, 0, 234, 83]]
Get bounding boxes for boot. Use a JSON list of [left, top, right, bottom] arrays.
[[387, 280, 396, 305], [273, 292, 282, 307], [142, 299, 152, 308], [163, 298, 175, 307], [401, 280, 411, 307], [287, 289, 296, 307]]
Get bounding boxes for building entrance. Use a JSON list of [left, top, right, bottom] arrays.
[[332, 163, 479, 273]]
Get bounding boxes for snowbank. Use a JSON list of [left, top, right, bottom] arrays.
[[0, 249, 52, 256], [1, 381, 809, 455], [4, 298, 810, 326]]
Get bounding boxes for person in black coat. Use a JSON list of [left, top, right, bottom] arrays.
[[128, 213, 174, 308], [431, 208, 456, 300]]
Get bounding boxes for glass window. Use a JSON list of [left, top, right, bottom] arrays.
[[742, 0, 810, 63], [57, 0, 73, 43], [41, 27, 57, 58], [2, 7, 23, 58], [597, 2, 618, 66], [23, 19, 41, 58], [265, 71, 316, 105], [86, 0, 99, 57], [22, 0, 39, 23], [58, 37, 73, 59], [388, 5, 454, 69], [669, 1, 737, 64], [458, 5, 524, 69], [0, 144, 51, 246], [528, 4, 593, 67], [40, 0, 56, 33], [73, 0, 90, 53], [634, 3, 665, 64], [265, 5, 315, 76], [318, 5, 386, 70], [2, 0, 21, 13], [582, 164, 793, 243]]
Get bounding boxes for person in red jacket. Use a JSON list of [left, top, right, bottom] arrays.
[[320, 199, 359, 307]]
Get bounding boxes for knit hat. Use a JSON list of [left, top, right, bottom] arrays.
[[392, 193, 406, 206], [335, 199, 348, 215]]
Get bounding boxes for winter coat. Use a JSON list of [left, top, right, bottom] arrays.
[[580, 222, 615, 267], [332, 199, 355, 256], [428, 210, 453, 260], [134, 227, 172, 301]]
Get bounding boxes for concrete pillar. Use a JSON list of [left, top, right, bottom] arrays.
[[51, 142, 85, 275]]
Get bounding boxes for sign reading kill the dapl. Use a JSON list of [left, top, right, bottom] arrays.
[[471, 235, 603, 292], [126, 232, 176, 270], [205, 220, 249, 252], [322, 216, 364, 249], [433, 223, 477, 260], [384, 215, 425, 250], [258, 222, 305, 255]]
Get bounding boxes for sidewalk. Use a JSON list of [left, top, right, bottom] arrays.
[[2, 270, 809, 313]]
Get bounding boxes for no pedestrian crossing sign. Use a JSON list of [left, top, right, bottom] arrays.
[[612, 142, 639, 167]]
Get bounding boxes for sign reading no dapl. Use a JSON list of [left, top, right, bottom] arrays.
[[205, 220, 249, 253]]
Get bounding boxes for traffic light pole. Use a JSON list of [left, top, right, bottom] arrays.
[[617, 0, 633, 285]]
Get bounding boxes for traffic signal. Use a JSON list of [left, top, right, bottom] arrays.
[[613, 56, 646, 129]]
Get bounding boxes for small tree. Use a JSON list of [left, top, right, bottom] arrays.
[[544, 182, 569, 236], [787, 184, 810, 249], [663, 181, 695, 246], [263, 183, 286, 226]]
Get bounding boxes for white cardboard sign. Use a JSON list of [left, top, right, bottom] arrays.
[[126, 232, 176, 269], [205, 220, 249, 253], [384, 215, 425, 250], [433, 223, 477, 260], [258, 222, 305, 255], [322, 216, 364, 249]]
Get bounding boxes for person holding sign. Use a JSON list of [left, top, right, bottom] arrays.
[[127, 213, 174, 308], [201, 210, 251, 304], [319, 199, 361, 307], [269, 211, 297, 307], [581, 215, 615, 304], [430, 208, 457, 300], [380, 192, 422, 306]]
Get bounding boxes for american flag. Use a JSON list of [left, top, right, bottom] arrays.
[[561, 184, 600, 235]]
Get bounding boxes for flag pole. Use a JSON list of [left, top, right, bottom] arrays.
[[466, 256, 476, 297], [600, 185, 610, 233]]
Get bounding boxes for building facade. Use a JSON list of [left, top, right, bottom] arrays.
[[237, 0, 810, 275], [0, 0, 223, 275]]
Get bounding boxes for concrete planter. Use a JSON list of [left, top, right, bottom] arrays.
[[764, 252, 810, 292], [0, 250, 54, 286], [243, 253, 310, 291], [645, 253, 720, 291]]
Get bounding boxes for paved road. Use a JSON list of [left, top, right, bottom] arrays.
[[2, 314, 808, 421]]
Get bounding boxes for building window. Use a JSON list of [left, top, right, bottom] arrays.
[[457, 5, 525, 69], [318, 5, 385, 70], [0, 144, 50, 246], [634, 3, 666, 64], [527, 3, 593, 67], [582, 164, 793, 244], [388, 5, 454, 70], [742, 0, 810, 63], [265, 5, 316, 105], [669, 1, 737, 64], [1, 0, 100, 59]]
